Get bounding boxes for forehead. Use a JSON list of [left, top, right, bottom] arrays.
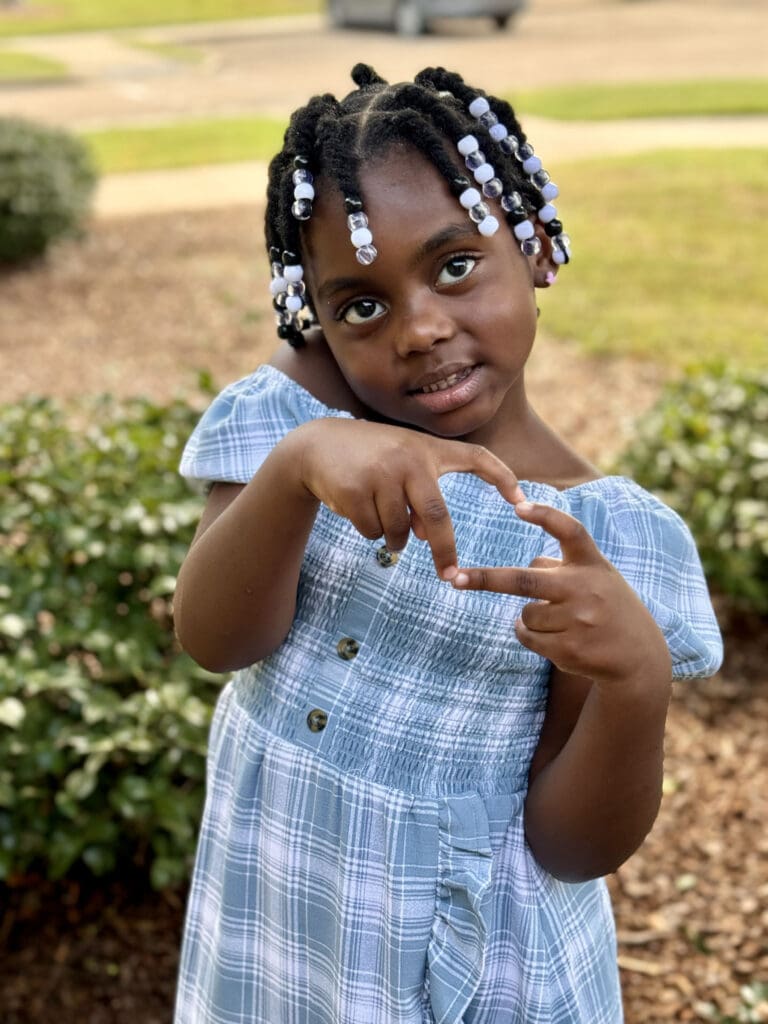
[[304, 146, 462, 265]]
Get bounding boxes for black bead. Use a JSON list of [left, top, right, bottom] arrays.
[[344, 196, 363, 213], [269, 246, 280, 262], [276, 324, 291, 339], [505, 207, 528, 225], [544, 219, 563, 237], [450, 176, 471, 196], [293, 154, 310, 168], [282, 249, 299, 265]]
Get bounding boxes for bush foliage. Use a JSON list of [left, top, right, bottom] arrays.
[[619, 365, 768, 615], [0, 117, 97, 264], [0, 392, 221, 889]]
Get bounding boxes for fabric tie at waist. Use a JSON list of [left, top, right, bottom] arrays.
[[427, 794, 494, 1024]]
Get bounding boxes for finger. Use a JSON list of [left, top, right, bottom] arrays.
[[451, 565, 562, 601], [374, 492, 412, 553], [530, 556, 562, 570], [346, 500, 384, 541], [439, 441, 525, 506], [514, 502, 602, 563], [405, 479, 458, 580], [410, 509, 427, 542], [519, 599, 568, 634]]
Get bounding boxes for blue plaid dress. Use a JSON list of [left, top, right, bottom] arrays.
[[175, 365, 722, 1024]]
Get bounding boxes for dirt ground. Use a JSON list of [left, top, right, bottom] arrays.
[[1, 207, 767, 1023]]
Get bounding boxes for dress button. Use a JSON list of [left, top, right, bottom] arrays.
[[337, 637, 360, 660], [376, 545, 399, 568], [307, 708, 328, 732]]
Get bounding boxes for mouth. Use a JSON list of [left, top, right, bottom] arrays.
[[409, 365, 476, 395], [407, 364, 483, 415]]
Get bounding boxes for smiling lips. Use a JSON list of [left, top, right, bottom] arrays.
[[411, 365, 475, 394]]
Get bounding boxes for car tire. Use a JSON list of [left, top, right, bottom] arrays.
[[394, 0, 425, 35]]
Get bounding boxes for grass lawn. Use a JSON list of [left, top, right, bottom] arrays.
[[0, 0, 319, 36], [513, 79, 768, 120], [0, 49, 70, 80], [538, 148, 767, 369], [83, 117, 286, 174]]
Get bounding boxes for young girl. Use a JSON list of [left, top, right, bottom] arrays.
[[173, 65, 722, 1024]]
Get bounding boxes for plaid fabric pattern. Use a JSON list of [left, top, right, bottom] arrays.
[[175, 366, 723, 1024]]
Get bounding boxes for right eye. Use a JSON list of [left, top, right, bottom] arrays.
[[338, 298, 386, 325]]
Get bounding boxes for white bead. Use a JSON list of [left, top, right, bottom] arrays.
[[552, 249, 567, 265], [468, 97, 490, 118], [489, 123, 508, 142], [350, 227, 373, 248], [285, 295, 304, 312], [473, 163, 495, 184], [513, 219, 535, 241], [458, 187, 482, 209], [293, 182, 315, 200], [522, 156, 542, 175], [457, 135, 479, 156], [541, 182, 559, 201], [269, 276, 287, 295], [283, 264, 304, 282], [537, 203, 557, 223], [477, 215, 499, 237]]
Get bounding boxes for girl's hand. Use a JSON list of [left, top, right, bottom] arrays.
[[452, 501, 672, 689], [287, 418, 524, 581]]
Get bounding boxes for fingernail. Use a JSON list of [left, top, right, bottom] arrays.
[[441, 565, 458, 581], [452, 572, 470, 588], [516, 501, 535, 514]]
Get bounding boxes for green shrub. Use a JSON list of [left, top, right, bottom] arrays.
[[618, 365, 768, 615], [0, 392, 222, 889], [0, 117, 97, 264]]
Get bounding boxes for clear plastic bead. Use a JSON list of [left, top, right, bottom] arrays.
[[520, 236, 542, 256], [347, 211, 368, 232], [465, 150, 486, 171], [482, 177, 503, 199], [479, 110, 499, 129], [271, 261, 283, 276], [532, 169, 551, 188], [500, 192, 523, 213], [468, 202, 490, 224], [499, 136, 519, 156], [517, 142, 535, 161], [287, 280, 306, 296], [292, 168, 313, 185], [291, 198, 312, 221], [355, 244, 378, 266]]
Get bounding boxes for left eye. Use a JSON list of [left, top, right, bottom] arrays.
[[437, 255, 477, 286], [340, 298, 387, 325]]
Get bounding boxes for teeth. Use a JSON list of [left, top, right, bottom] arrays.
[[420, 369, 470, 394]]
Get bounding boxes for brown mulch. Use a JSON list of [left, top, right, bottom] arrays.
[[1, 208, 766, 1023]]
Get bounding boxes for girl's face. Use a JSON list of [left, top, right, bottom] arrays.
[[302, 146, 540, 446]]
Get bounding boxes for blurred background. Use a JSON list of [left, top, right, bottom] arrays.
[[1, 2, 766, 1022]]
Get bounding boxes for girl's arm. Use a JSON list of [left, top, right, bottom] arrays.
[[174, 417, 523, 673], [451, 500, 673, 882]]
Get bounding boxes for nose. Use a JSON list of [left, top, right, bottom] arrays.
[[394, 288, 456, 357]]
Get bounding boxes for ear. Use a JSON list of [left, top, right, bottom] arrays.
[[527, 222, 559, 288]]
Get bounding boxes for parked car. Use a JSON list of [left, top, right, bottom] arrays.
[[328, 0, 527, 35]]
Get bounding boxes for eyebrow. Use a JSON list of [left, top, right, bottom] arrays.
[[315, 221, 479, 305]]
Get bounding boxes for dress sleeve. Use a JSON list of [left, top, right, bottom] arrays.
[[568, 479, 723, 680], [179, 364, 353, 487]]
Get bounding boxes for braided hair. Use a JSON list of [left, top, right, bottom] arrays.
[[265, 64, 569, 348]]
